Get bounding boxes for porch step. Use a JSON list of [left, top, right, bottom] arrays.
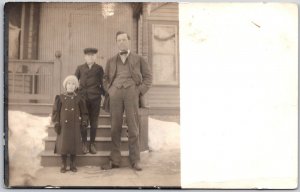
[[40, 150, 130, 167], [96, 114, 126, 125], [44, 136, 129, 151], [47, 125, 128, 137], [9, 102, 178, 116], [13, 105, 149, 167]]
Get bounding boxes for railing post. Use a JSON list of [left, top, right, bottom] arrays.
[[53, 51, 62, 99]]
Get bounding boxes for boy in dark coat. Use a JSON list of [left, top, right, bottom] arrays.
[[52, 75, 89, 173], [75, 48, 105, 154]]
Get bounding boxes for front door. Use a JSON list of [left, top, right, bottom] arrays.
[[67, 5, 136, 79], [38, 3, 136, 92], [68, 12, 110, 75]]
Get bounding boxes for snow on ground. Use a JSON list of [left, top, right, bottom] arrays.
[[32, 149, 180, 187], [7, 111, 180, 186], [8, 111, 50, 186], [148, 117, 180, 151]]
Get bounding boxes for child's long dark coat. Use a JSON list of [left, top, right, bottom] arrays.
[[52, 93, 88, 155]]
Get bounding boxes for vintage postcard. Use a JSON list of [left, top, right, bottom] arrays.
[[3, 1, 298, 190]]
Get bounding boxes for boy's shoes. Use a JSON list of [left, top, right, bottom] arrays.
[[89, 143, 97, 154], [82, 142, 89, 154], [70, 166, 77, 172], [82, 142, 97, 154], [132, 162, 142, 171], [101, 160, 120, 170]]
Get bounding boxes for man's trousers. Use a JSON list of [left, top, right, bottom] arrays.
[[108, 85, 140, 166]]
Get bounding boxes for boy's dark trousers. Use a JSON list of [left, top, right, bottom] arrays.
[[81, 97, 101, 145]]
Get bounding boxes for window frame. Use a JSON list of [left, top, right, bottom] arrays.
[[148, 20, 179, 87]]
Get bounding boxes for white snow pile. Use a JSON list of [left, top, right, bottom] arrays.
[[148, 117, 180, 151], [8, 111, 49, 186]]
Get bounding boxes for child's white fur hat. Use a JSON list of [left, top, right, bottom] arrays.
[[63, 75, 79, 90]]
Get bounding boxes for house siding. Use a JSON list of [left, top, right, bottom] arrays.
[[8, 2, 179, 114], [38, 3, 136, 84], [142, 3, 180, 111]]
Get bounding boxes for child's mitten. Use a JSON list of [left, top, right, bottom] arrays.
[[54, 123, 61, 134]]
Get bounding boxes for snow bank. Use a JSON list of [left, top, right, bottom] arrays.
[[8, 111, 49, 186], [148, 117, 180, 151]]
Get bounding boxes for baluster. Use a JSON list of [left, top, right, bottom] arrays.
[[12, 64, 15, 94], [45, 68, 47, 95], [32, 73, 35, 94], [41, 67, 43, 95], [43, 67, 45, 95], [23, 73, 25, 94]]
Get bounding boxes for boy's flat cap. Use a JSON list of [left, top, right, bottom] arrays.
[[84, 48, 98, 54]]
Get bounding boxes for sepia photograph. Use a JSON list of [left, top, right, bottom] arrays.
[[4, 2, 180, 188]]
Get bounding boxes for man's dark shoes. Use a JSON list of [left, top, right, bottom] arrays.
[[132, 162, 142, 171], [70, 166, 77, 172], [60, 166, 67, 173], [89, 143, 97, 154], [101, 161, 120, 170]]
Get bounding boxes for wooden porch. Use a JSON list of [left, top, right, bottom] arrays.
[[6, 2, 180, 116]]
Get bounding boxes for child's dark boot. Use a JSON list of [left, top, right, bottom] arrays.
[[70, 155, 77, 172], [60, 155, 67, 173]]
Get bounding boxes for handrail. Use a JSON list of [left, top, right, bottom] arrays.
[[8, 59, 54, 63], [8, 59, 56, 101]]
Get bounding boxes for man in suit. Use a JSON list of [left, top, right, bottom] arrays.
[[101, 31, 152, 171], [75, 48, 105, 154]]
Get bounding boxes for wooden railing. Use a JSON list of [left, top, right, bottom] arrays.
[[8, 59, 60, 102]]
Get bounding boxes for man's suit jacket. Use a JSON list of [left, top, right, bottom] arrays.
[[75, 63, 104, 101], [103, 52, 152, 112]]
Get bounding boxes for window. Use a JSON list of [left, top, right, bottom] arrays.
[[151, 23, 179, 85]]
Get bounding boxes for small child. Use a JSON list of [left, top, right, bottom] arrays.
[[51, 75, 88, 173]]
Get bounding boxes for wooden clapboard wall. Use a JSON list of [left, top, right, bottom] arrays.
[[38, 3, 137, 90], [141, 3, 180, 113]]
